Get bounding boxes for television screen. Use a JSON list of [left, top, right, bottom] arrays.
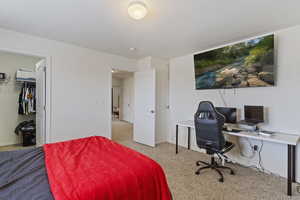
[[194, 34, 275, 89], [244, 105, 264, 124], [215, 107, 237, 124]]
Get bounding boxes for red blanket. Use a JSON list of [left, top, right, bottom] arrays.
[[44, 136, 172, 200]]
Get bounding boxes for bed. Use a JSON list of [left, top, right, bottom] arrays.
[[0, 136, 172, 200]]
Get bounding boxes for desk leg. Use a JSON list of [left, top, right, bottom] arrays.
[[176, 125, 178, 154], [188, 127, 191, 150], [287, 145, 293, 196]]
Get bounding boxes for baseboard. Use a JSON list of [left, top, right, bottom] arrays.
[[156, 139, 168, 145], [0, 142, 20, 147], [113, 119, 133, 124]]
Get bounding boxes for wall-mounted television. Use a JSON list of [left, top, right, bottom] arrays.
[[194, 34, 275, 90]]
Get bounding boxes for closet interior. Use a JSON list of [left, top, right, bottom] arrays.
[[0, 50, 45, 150]]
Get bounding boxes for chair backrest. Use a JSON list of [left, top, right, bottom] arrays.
[[194, 101, 226, 152]]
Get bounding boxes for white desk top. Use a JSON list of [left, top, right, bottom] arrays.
[[177, 120, 300, 146]]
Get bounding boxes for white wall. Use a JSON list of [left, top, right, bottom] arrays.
[[0, 28, 137, 143], [121, 76, 134, 123], [169, 25, 300, 182], [0, 51, 41, 146]]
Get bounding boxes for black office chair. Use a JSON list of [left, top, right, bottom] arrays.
[[194, 101, 235, 182]]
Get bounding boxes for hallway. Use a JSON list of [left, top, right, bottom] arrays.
[[112, 120, 133, 143]]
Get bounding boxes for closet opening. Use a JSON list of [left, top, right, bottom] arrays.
[[111, 69, 134, 144], [0, 50, 47, 151]]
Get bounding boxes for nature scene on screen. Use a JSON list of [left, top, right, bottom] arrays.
[[194, 35, 274, 89]]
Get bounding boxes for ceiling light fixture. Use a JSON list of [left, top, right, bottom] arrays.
[[128, 1, 148, 20]]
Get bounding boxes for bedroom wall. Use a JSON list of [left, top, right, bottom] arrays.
[[0, 27, 137, 143], [169, 25, 300, 182], [0, 51, 41, 146]]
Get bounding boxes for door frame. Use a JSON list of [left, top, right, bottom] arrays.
[[108, 69, 112, 139], [0, 47, 52, 144], [109, 67, 135, 139]]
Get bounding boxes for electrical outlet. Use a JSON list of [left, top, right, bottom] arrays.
[[253, 145, 259, 151]]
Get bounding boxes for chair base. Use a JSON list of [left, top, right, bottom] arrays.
[[195, 157, 235, 182]]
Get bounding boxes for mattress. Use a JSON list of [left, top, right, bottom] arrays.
[[0, 147, 54, 200], [44, 136, 172, 200], [0, 137, 171, 200]]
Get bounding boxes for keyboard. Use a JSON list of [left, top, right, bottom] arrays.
[[222, 127, 242, 133], [259, 130, 275, 136], [230, 129, 242, 133]]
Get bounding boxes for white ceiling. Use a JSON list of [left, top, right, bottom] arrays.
[[0, 0, 300, 59]]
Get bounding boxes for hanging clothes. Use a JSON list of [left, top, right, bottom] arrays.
[[18, 82, 36, 115]]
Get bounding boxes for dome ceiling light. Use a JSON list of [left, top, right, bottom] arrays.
[[128, 1, 148, 20]]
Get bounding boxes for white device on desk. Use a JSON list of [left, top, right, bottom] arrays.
[[258, 130, 275, 137], [238, 122, 257, 131]]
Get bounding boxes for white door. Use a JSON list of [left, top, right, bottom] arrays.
[[35, 59, 46, 146], [134, 69, 156, 147]]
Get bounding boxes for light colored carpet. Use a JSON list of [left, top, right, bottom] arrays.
[[112, 120, 133, 142], [112, 120, 300, 200]]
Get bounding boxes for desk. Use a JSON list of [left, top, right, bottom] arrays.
[[176, 120, 300, 196]]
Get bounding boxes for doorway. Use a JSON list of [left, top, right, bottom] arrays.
[[111, 69, 134, 143], [0, 50, 47, 151], [110, 68, 157, 147]]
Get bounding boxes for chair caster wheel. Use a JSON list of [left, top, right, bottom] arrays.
[[195, 171, 200, 175], [219, 178, 224, 183], [196, 162, 200, 166], [230, 171, 235, 175]]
